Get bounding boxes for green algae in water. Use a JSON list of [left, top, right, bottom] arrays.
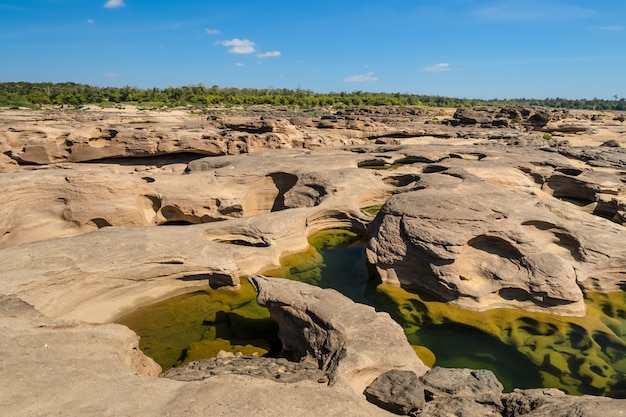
[[263, 229, 542, 391], [361, 205, 382, 216], [375, 284, 626, 397], [117, 279, 279, 371], [264, 229, 373, 305], [266, 229, 626, 397], [118, 228, 626, 397], [358, 163, 406, 170]]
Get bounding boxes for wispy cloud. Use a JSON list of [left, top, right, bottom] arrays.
[[104, 72, 120, 78], [422, 63, 455, 72], [257, 51, 281, 58], [205, 28, 220, 35], [475, 1, 594, 22], [0, 4, 27, 11], [219, 38, 256, 54], [87, 19, 94, 24], [235, 63, 244, 67], [589, 25, 624, 31], [103, 0, 125, 9], [344, 72, 378, 82]]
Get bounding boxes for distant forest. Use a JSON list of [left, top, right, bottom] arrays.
[[1, 81, 625, 111]]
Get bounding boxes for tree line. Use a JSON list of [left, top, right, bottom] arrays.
[[1, 81, 624, 111]]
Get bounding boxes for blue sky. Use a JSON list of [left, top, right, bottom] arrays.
[[1, 0, 624, 99]]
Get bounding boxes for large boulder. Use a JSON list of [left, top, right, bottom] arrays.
[[248, 275, 429, 394], [366, 173, 626, 315], [502, 388, 626, 417], [364, 370, 425, 415]]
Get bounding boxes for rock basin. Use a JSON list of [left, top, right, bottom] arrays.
[[2, 106, 626, 415]]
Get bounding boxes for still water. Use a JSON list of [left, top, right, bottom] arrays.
[[118, 229, 626, 397]]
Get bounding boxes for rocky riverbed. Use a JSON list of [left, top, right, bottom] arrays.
[[1, 105, 626, 416]]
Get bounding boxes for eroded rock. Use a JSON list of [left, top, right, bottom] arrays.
[[366, 172, 626, 315], [1, 106, 626, 416], [364, 370, 425, 415], [249, 275, 429, 394]]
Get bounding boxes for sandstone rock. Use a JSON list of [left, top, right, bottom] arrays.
[[364, 370, 425, 415], [249, 275, 429, 394], [366, 171, 626, 315], [501, 388, 626, 417], [449, 106, 587, 137], [0, 294, 394, 417], [162, 354, 324, 383], [0, 152, 19, 172], [420, 367, 503, 407], [2, 107, 626, 416], [453, 107, 499, 125]]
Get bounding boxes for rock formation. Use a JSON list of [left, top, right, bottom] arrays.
[[1, 105, 625, 415], [366, 170, 626, 315], [249, 275, 429, 394]]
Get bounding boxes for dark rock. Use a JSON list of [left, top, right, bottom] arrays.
[[502, 388, 626, 417], [162, 352, 324, 383], [525, 109, 552, 127], [420, 367, 504, 409], [363, 370, 424, 415], [421, 396, 503, 417], [601, 139, 621, 148], [453, 107, 496, 125], [501, 388, 567, 417]]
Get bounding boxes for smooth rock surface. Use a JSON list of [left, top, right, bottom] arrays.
[[249, 275, 429, 394], [0, 295, 394, 417], [366, 161, 626, 315], [1, 106, 626, 416]]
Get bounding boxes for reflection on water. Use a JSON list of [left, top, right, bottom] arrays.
[[117, 280, 279, 371], [118, 229, 626, 397], [264, 230, 540, 392], [264, 229, 374, 305], [266, 229, 626, 397]]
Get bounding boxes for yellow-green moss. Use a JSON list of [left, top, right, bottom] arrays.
[[361, 205, 383, 216], [117, 279, 278, 371], [374, 284, 626, 396], [413, 345, 436, 367], [118, 228, 626, 398]]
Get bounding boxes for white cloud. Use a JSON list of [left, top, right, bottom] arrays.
[[219, 38, 256, 54], [422, 63, 453, 72], [589, 25, 624, 31], [87, 19, 94, 24], [103, 0, 125, 8], [104, 72, 120, 78], [205, 28, 220, 35], [257, 51, 281, 58], [476, 1, 593, 22], [235, 63, 244, 67], [344, 72, 378, 82]]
